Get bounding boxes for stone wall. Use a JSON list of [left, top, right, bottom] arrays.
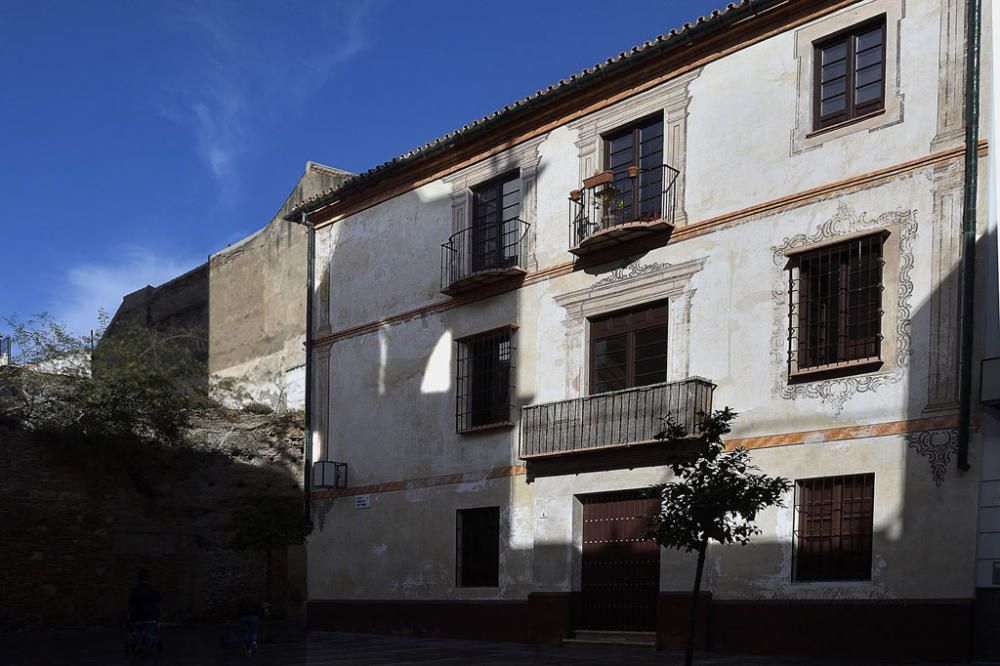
[[0, 409, 304, 629]]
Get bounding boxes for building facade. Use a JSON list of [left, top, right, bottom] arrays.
[[301, 0, 993, 659], [107, 161, 351, 410]]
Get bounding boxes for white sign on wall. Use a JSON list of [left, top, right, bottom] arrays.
[[354, 494, 372, 509]]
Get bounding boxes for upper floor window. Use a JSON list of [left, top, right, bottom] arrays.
[[814, 18, 886, 131], [441, 174, 528, 296], [590, 301, 668, 394], [788, 233, 885, 376], [455, 327, 513, 432], [471, 172, 522, 272], [794, 474, 875, 582], [603, 115, 665, 223]]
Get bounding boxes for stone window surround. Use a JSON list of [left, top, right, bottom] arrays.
[[569, 69, 701, 227], [555, 258, 707, 398], [771, 205, 916, 416], [791, 0, 905, 155], [442, 137, 545, 273]]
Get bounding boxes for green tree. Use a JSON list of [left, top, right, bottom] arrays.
[[1, 312, 209, 445], [230, 497, 313, 603], [649, 408, 790, 666]]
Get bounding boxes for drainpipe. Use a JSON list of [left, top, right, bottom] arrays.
[[958, 0, 982, 472], [292, 210, 316, 520]]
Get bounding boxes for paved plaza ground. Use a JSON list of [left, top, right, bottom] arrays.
[[0, 627, 980, 665]]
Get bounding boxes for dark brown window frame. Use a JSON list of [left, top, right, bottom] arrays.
[[470, 171, 522, 273], [787, 231, 887, 379], [793, 473, 875, 582], [589, 301, 668, 395], [601, 113, 666, 223], [455, 326, 515, 433], [456, 506, 500, 588], [812, 16, 887, 132]]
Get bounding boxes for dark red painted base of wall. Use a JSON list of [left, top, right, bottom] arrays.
[[307, 593, 576, 645], [708, 598, 973, 663], [308, 594, 973, 662]]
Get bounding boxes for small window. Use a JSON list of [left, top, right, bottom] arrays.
[[456, 506, 500, 587], [794, 474, 875, 582], [813, 18, 886, 131], [590, 301, 668, 394], [471, 172, 522, 272], [788, 234, 885, 375], [455, 327, 513, 432], [602, 115, 665, 223]]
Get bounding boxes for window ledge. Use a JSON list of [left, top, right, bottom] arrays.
[[806, 108, 887, 140], [783, 229, 890, 257], [458, 421, 514, 436], [789, 357, 883, 383]]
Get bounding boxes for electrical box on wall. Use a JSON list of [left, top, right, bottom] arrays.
[[313, 460, 348, 489]]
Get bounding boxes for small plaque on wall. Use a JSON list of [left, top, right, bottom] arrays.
[[354, 494, 372, 509]]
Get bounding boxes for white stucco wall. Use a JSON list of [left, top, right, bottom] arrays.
[[309, 0, 986, 605]]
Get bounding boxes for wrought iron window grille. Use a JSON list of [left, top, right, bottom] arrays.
[[786, 233, 886, 377], [793, 473, 875, 582], [455, 327, 515, 433]]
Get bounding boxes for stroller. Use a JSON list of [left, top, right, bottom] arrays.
[[123, 619, 163, 656]]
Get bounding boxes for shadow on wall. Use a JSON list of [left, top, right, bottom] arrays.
[[658, 208, 990, 662], [310, 174, 988, 662], [0, 410, 305, 630]]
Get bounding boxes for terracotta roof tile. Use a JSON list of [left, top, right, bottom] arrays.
[[289, 0, 782, 219]]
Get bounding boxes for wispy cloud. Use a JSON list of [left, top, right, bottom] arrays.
[[49, 248, 202, 336], [158, 1, 372, 203]]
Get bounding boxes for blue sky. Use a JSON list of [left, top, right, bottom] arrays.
[[0, 0, 725, 335]]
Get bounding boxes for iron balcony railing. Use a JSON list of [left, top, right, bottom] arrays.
[[569, 164, 680, 250], [519, 377, 715, 459], [441, 218, 529, 294]]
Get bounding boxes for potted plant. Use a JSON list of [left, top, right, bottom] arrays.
[[593, 186, 624, 228]]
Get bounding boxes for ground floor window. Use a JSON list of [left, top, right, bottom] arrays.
[[456, 506, 500, 587], [794, 473, 875, 581], [455, 328, 513, 432]]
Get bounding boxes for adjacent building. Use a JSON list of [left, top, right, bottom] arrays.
[[107, 161, 351, 410], [298, 0, 992, 660]]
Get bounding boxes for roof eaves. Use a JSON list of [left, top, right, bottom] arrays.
[[287, 0, 788, 221]]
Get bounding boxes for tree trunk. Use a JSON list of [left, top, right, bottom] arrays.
[[685, 539, 708, 666], [265, 547, 273, 604]]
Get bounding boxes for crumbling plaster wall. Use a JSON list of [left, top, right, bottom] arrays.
[[209, 163, 351, 410]]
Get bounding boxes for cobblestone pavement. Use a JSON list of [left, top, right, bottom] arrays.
[[0, 627, 974, 665]]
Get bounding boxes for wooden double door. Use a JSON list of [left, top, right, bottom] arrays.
[[579, 492, 660, 631]]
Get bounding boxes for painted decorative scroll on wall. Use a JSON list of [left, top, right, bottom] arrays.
[[770, 203, 917, 415]]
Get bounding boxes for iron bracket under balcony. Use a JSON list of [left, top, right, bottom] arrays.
[[440, 219, 529, 296], [519, 377, 715, 474], [569, 164, 679, 257]]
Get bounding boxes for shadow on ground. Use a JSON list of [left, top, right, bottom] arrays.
[[0, 627, 974, 666]]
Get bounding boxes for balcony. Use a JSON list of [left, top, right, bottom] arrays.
[[569, 164, 679, 257], [519, 377, 715, 461], [440, 219, 529, 296]]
